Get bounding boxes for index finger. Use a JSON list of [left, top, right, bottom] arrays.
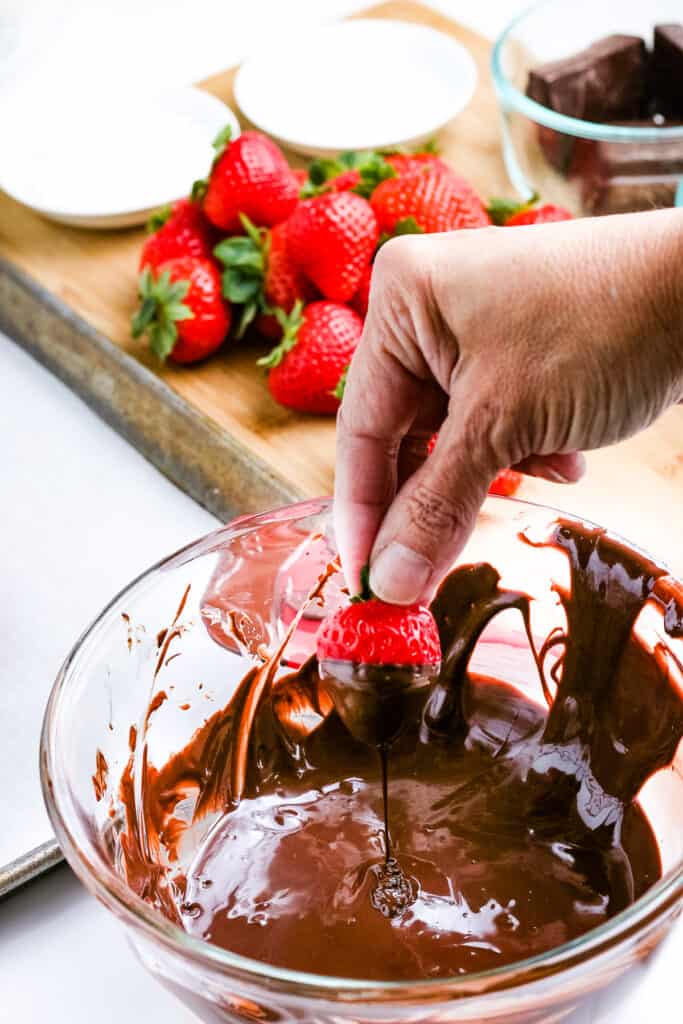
[[334, 324, 424, 594]]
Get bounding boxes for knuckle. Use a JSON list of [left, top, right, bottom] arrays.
[[405, 482, 461, 542], [454, 392, 509, 471], [373, 234, 427, 292]]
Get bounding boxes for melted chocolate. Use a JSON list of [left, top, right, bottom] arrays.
[[115, 520, 683, 980]]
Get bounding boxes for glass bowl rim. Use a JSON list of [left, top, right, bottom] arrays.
[[492, 0, 683, 142], [41, 494, 683, 1001]]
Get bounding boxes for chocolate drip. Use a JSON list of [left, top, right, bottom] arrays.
[[426, 563, 542, 735]]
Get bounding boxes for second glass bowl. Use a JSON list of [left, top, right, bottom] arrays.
[[492, 0, 683, 214]]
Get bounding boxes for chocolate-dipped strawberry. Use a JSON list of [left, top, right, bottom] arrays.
[[316, 568, 442, 748]]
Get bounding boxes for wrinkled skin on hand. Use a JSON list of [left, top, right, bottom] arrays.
[[335, 210, 683, 602]]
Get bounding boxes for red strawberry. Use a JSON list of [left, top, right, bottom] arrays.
[[131, 257, 230, 364], [371, 166, 491, 235], [201, 128, 299, 233], [385, 152, 452, 177], [287, 192, 379, 302], [138, 199, 216, 271], [292, 167, 308, 189], [259, 300, 362, 414], [504, 204, 573, 226], [301, 152, 396, 200], [214, 214, 314, 338], [327, 167, 362, 192], [317, 591, 441, 667], [350, 262, 372, 318], [488, 469, 523, 496], [486, 193, 573, 226], [317, 575, 441, 747]]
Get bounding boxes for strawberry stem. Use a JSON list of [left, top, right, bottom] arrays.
[[131, 267, 193, 361], [146, 203, 172, 234], [214, 220, 268, 338], [190, 178, 207, 202], [257, 300, 304, 369], [486, 192, 539, 225], [350, 564, 374, 603], [332, 364, 349, 401], [212, 123, 233, 159]]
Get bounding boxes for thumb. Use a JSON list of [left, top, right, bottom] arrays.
[[368, 409, 498, 604]]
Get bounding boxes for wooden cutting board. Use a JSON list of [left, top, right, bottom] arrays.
[[1, 0, 682, 572]]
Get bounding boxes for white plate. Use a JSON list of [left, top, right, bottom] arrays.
[[234, 19, 477, 157], [0, 87, 240, 229]]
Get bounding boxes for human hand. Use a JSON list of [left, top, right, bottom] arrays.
[[335, 208, 683, 603]]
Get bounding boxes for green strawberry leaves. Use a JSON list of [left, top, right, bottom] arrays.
[[486, 192, 539, 226], [351, 153, 396, 199], [131, 267, 193, 361], [190, 177, 208, 202], [191, 123, 235, 201], [257, 300, 304, 369], [377, 215, 424, 250], [146, 204, 172, 234], [214, 213, 269, 338], [350, 564, 374, 603], [303, 157, 347, 193], [300, 149, 397, 199], [332, 364, 349, 401], [393, 216, 424, 236], [212, 123, 233, 160]]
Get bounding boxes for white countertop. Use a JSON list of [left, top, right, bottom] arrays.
[[2, 2, 681, 1021]]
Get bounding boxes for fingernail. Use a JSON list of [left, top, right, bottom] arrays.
[[370, 543, 432, 605]]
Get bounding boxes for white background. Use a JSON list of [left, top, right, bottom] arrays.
[[1, 1, 680, 1021]]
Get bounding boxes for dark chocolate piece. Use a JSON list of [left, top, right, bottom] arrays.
[[652, 25, 683, 119], [574, 124, 683, 214], [527, 34, 648, 123]]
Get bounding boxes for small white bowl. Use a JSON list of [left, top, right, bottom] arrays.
[[234, 18, 478, 157], [0, 86, 240, 229]]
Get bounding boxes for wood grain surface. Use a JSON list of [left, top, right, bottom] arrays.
[[1, 0, 681, 571]]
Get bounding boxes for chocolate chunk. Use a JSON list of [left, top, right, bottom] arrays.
[[527, 34, 648, 123], [652, 25, 683, 118], [575, 123, 683, 214]]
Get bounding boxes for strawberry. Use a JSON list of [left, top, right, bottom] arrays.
[[258, 300, 362, 414], [327, 167, 363, 192], [301, 151, 396, 199], [504, 204, 573, 226], [138, 199, 216, 272], [371, 166, 491, 235], [427, 435, 522, 497], [350, 262, 372, 318], [385, 152, 452, 177], [287, 192, 379, 302], [131, 257, 230, 364], [200, 127, 299, 233], [316, 571, 441, 668], [291, 167, 308, 189], [214, 214, 314, 338], [486, 193, 573, 226], [488, 468, 523, 496]]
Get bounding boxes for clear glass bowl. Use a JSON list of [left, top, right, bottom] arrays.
[[41, 497, 683, 1024], [492, 0, 683, 214]]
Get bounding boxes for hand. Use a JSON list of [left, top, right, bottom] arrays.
[[335, 209, 683, 603]]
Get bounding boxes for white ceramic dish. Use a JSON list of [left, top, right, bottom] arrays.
[[0, 86, 240, 229], [234, 19, 477, 157]]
